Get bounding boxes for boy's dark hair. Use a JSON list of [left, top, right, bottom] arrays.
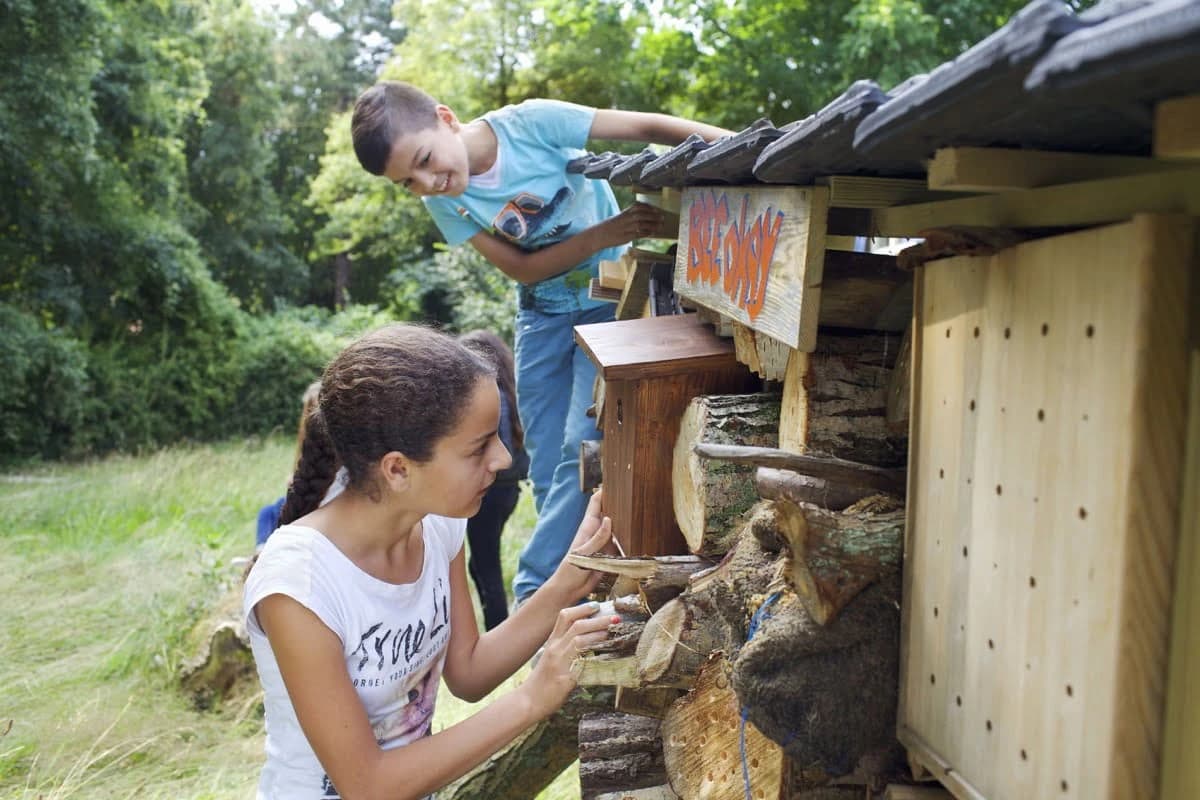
[[459, 330, 524, 450], [351, 81, 440, 175], [279, 324, 493, 524]]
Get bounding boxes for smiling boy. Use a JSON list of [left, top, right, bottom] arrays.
[[351, 81, 731, 601]]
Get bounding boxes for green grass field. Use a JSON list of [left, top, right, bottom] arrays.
[[0, 438, 578, 799]]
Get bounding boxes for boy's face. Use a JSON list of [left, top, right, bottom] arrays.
[[383, 105, 470, 198]]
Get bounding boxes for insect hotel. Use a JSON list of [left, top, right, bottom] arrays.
[[461, 2, 1199, 799]]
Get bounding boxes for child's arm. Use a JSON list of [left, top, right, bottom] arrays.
[[588, 108, 735, 145], [256, 592, 610, 800], [467, 110, 733, 285], [442, 489, 615, 700], [468, 202, 663, 285]]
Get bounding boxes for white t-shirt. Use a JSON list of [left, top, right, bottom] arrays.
[[243, 515, 466, 799]]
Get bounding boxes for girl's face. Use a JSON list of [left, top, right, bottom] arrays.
[[407, 376, 512, 518]]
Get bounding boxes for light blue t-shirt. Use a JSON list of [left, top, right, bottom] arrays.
[[423, 99, 623, 314]]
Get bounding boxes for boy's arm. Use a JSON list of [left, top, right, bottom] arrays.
[[588, 109, 734, 145], [468, 202, 664, 285]]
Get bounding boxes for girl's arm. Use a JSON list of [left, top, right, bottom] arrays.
[[256, 593, 610, 800], [467, 202, 663, 285], [442, 489, 615, 700], [588, 108, 735, 146]]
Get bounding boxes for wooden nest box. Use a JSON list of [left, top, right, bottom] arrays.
[[575, 313, 758, 557]]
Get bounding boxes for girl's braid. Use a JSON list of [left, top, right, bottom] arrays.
[[279, 408, 339, 526]]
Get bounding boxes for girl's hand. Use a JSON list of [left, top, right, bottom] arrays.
[[594, 202, 665, 248], [547, 489, 615, 601], [522, 602, 617, 718]]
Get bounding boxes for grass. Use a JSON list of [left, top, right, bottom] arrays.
[[0, 438, 580, 800]]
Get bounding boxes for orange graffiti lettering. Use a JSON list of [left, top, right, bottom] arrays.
[[687, 190, 729, 284], [687, 190, 783, 321]]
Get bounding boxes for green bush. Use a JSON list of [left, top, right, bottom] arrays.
[[224, 304, 395, 437], [0, 304, 91, 462], [2, 302, 397, 462]]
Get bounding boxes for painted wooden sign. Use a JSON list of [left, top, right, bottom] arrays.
[[674, 185, 829, 351]]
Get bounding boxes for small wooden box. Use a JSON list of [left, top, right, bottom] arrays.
[[575, 313, 758, 556]]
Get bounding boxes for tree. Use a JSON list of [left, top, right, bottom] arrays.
[[185, 0, 308, 312]]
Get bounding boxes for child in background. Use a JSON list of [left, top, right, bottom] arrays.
[[242, 323, 615, 800], [255, 379, 322, 551], [459, 330, 529, 630], [351, 82, 731, 602]]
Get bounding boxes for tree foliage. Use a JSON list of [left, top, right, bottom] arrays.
[[0, 0, 1094, 461]]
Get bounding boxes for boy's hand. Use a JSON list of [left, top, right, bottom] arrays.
[[595, 202, 665, 248]]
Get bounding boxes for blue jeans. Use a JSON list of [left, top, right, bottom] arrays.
[[512, 303, 614, 599]]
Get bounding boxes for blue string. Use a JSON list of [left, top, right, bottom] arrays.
[[740, 591, 781, 800]]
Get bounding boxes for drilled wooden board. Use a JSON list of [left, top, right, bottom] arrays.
[[674, 185, 829, 351], [900, 216, 1193, 800], [661, 655, 784, 800]]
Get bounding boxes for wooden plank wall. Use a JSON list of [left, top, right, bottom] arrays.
[[899, 216, 1193, 800]]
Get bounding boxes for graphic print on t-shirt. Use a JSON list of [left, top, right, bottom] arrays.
[[346, 574, 451, 734], [491, 187, 573, 245], [315, 574, 452, 798]]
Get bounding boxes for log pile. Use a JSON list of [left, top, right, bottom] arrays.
[[575, 351, 910, 798]]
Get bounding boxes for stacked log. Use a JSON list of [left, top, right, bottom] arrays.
[[672, 393, 781, 556], [575, 333, 910, 797]]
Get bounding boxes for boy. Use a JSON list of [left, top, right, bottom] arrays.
[[351, 81, 732, 602]]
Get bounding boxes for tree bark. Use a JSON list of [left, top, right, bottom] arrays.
[[779, 331, 907, 466], [594, 786, 679, 800], [442, 686, 615, 800], [581, 439, 604, 492], [770, 495, 905, 625], [672, 394, 781, 556], [755, 466, 883, 512], [567, 553, 717, 613], [634, 509, 778, 688], [580, 712, 669, 800]]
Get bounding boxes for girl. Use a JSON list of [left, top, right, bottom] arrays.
[[243, 323, 615, 800], [459, 330, 529, 630]]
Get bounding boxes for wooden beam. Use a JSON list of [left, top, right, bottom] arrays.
[[616, 258, 654, 321], [824, 175, 958, 208], [694, 442, 907, 496], [599, 258, 629, 290], [928, 146, 1174, 192], [1155, 94, 1200, 160], [872, 166, 1200, 237], [1161, 291, 1200, 800], [882, 785, 954, 800]]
